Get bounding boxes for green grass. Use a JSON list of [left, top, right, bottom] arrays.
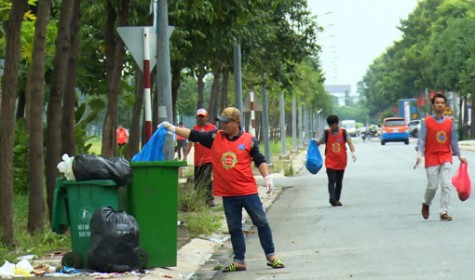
[[177, 182, 222, 237], [260, 137, 302, 176], [86, 137, 102, 155], [260, 137, 296, 156], [0, 196, 71, 263]]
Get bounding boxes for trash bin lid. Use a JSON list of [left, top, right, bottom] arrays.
[[60, 179, 117, 186], [131, 160, 187, 168]]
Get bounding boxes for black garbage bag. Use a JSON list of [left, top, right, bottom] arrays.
[[88, 207, 141, 273], [72, 154, 132, 186]]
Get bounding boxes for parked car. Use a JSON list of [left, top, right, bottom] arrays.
[[380, 117, 409, 145], [408, 119, 422, 138]]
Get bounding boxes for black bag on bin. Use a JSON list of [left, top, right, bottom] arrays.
[[72, 154, 132, 186], [87, 207, 141, 272]]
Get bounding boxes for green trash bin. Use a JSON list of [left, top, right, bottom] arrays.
[[52, 179, 119, 269], [127, 160, 186, 268]]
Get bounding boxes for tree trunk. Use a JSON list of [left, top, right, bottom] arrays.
[[171, 64, 181, 122], [15, 89, 25, 120], [196, 65, 205, 109], [27, 0, 52, 233], [62, 0, 81, 157], [220, 69, 229, 113], [127, 66, 144, 160], [208, 61, 222, 119], [0, 0, 27, 245], [101, 0, 129, 157], [45, 0, 75, 218]]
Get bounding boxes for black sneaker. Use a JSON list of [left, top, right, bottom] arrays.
[[329, 198, 337, 206], [335, 200, 343, 206], [207, 200, 216, 207]]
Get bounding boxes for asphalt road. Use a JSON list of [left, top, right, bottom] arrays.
[[198, 137, 475, 280]]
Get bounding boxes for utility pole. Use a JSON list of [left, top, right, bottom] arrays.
[[156, 0, 174, 159], [233, 43, 243, 112], [261, 71, 271, 164]]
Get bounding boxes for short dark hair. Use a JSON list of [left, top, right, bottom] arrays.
[[327, 115, 339, 126], [431, 93, 446, 104]]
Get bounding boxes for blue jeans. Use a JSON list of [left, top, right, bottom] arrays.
[[223, 194, 275, 264]]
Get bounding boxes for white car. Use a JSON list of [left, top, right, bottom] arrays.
[[408, 119, 422, 138], [341, 120, 357, 137]]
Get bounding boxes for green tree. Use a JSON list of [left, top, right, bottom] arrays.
[[0, 0, 28, 246], [26, 0, 52, 233]]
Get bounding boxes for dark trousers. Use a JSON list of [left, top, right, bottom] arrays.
[[175, 140, 187, 159], [194, 163, 213, 203], [326, 168, 345, 201]]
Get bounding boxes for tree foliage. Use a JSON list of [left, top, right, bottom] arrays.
[[361, 0, 475, 133]]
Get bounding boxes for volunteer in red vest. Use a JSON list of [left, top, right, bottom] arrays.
[[184, 109, 217, 206], [160, 107, 284, 272], [416, 93, 467, 221], [317, 115, 356, 207], [116, 125, 129, 147]]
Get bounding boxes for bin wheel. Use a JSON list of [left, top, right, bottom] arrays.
[[61, 252, 82, 269], [137, 248, 148, 268]]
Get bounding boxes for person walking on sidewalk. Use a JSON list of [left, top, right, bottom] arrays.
[[416, 93, 467, 221], [184, 108, 217, 207], [317, 115, 356, 206], [160, 107, 284, 272]]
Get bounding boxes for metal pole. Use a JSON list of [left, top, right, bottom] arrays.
[[143, 28, 152, 141], [292, 95, 297, 151], [233, 43, 243, 112], [298, 101, 303, 148], [249, 91, 256, 135], [304, 107, 309, 144], [280, 92, 286, 156], [157, 0, 174, 159], [261, 72, 271, 164]]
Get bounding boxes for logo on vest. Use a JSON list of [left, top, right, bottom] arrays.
[[331, 143, 341, 153], [222, 152, 237, 169], [436, 131, 447, 144]]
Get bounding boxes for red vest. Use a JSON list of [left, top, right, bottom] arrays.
[[325, 128, 347, 170], [424, 116, 453, 167], [192, 123, 216, 166], [211, 131, 257, 196], [176, 133, 186, 141], [116, 128, 128, 144]]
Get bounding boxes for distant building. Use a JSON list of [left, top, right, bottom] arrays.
[[324, 84, 360, 106]]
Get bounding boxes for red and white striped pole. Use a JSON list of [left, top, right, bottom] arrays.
[[143, 28, 152, 141], [250, 91, 256, 135]]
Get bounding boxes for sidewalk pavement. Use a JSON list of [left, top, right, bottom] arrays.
[[459, 140, 475, 152]]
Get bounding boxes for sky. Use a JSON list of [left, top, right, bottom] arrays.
[[307, 0, 419, 94]]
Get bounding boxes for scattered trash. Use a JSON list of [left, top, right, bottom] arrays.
[[57, 154, 76, 181], [0, 261, 15, 278]]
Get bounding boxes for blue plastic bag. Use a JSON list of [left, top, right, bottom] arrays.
[[131, 126, 169, 162], [305, 139, 323, 174]]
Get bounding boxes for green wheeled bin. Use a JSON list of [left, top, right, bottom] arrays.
[[52, 179, 119, 269], [127, 161, 186, 268]]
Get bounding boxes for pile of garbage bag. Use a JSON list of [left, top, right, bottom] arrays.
[[57, 154, 132, 186]]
